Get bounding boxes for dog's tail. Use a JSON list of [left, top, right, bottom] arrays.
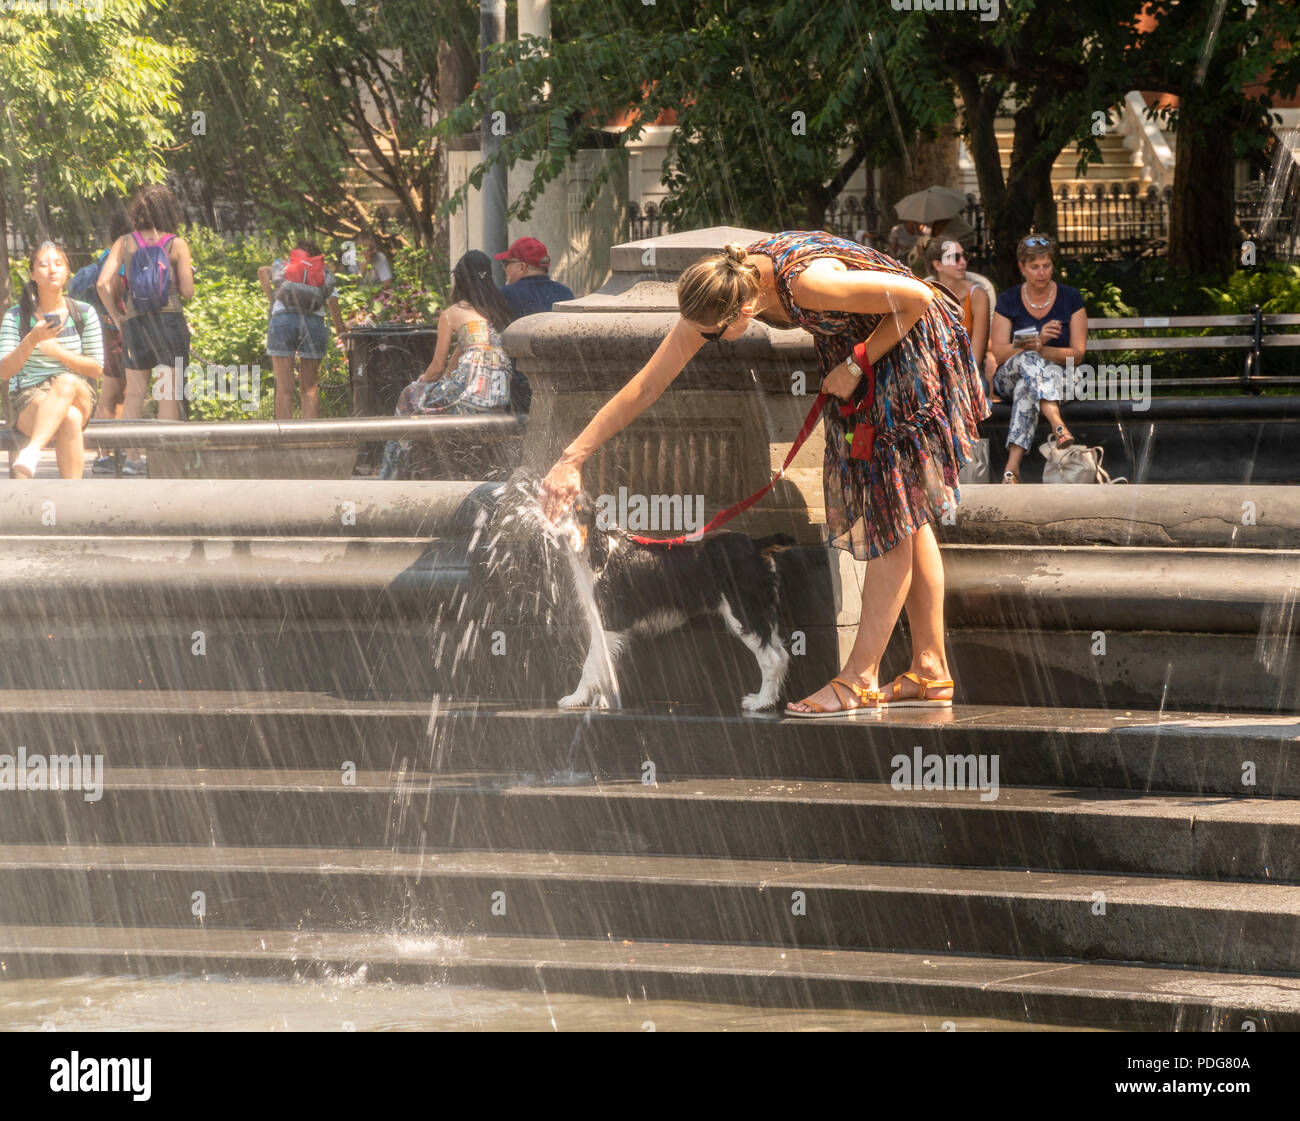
[[754, 533, 796, 555]]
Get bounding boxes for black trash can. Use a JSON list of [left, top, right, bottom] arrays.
[[342, 324, 439, 470]]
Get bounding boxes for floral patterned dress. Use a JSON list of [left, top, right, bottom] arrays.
[[745, 231, 989, 559], [379, 317, 513, 480]]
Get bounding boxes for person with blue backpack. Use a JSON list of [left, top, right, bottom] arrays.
[[97, 184, 195, 474]]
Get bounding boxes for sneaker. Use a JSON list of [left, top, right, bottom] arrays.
[[122, 458, 148, 477], [92, 455, 116, 475], [10, 444, 41, 479]]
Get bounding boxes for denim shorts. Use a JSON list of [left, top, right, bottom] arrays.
[[267, 312, 329, 360]]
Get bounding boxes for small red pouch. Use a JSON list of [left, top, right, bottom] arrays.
[[840, 342, 876, 461], [847, 422, 875, 461]]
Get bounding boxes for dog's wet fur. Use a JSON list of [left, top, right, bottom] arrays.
[[559, 495, 792, 711]]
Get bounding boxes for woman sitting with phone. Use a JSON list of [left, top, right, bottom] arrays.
[[988, 234, 1088, 483], [0, 241, 104, 479]]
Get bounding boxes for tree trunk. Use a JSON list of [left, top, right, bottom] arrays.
[[879, 120, 962, 220], [1031, 158, 1058, 242], [803, 190, 826, 231], [987, 91, 1066, 287], [1168, 96, 1242, 278], [435, 34, 476, 273]]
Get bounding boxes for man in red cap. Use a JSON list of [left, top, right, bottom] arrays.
[[495, 237, 576, 321]]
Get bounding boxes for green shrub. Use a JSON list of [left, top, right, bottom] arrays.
[[1057, 260, 1136, 319], [1199, 263, 1300, 316]]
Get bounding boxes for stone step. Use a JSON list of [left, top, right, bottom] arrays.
[[0, 482, 1293, 713], [0, 923, 1289, 1029], [0, 532, 1294, 713], [0, 479, 487, 537], [2, 843, 1297, 973], [4, 539, 1292, 638], [2, 767, 1294, 881], [1, 692, 1294, 796]]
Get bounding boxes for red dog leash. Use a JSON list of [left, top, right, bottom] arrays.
[[627, 344, 875, 547]]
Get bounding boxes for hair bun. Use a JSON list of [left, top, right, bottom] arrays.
[[722, 242, 748, 266]]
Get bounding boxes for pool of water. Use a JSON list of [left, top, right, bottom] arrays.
[[0, 975, 1107, 1032]]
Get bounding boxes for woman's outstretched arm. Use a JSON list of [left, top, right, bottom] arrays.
[[541, 318, 706, 519]]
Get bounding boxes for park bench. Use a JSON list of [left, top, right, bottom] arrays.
[[1083, 305, 1300, 392], [982, 306, 1300, 483]]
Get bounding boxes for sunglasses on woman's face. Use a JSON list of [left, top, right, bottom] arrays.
[[697, 315, 739, 342]]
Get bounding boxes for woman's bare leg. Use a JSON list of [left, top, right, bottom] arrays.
[[298, 357, 321, 419], [1040, 399, 1071, 440], [123, 366, 150, 460], [15, 377, 78, 452], [95, 376, 123, 420], [154, 365, 183, 422], [787, 534, 915, 712], [53, 407, 87, 478], [1005, 443, 1026, 478], [891, 522, 953, 700], [272, 355, 297, 419]]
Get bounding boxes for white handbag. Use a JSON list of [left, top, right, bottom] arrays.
[[1038, 439, 1127, 484]]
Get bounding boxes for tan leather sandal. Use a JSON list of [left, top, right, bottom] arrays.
[[881, 671, 955, 709], [785, 676, 885, 719]]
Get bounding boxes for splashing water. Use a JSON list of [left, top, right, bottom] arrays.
[[1255, 127, 1300, 259], [1194, 0, 1230, 87], [473, 474, 620, 709]]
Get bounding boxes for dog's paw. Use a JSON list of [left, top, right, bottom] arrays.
[[741, 692, 777, 712], [559, 691, 615, 710]]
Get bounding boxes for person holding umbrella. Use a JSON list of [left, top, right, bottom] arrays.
[[889, 186, 972, 268]]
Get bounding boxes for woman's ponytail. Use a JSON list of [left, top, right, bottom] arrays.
[[17, 279, 38, 335]]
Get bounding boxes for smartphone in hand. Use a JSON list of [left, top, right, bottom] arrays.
[[43, 312, 61, 329]]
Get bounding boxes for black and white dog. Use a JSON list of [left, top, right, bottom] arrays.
[[556, 495, 792, 711]]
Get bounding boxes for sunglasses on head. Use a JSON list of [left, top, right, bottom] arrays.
[[1021, 235, 1052, 249]]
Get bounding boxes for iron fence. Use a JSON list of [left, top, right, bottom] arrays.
[[631, 178, 1299, 269]]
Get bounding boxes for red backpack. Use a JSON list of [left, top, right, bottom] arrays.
[[275, 249, 329, 312], [283, 247, 325, 286]]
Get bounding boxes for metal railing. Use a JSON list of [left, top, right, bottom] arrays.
[[627, 199, 671, 241], [627, 176, 1296, 269]]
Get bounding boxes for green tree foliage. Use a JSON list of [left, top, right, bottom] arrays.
[[154, 0, 477, 246], [439, 0, 1299, 286], [1123, 1, 1300, 278], [437, 1, 941, 232], [0, 0, 189, 304]]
